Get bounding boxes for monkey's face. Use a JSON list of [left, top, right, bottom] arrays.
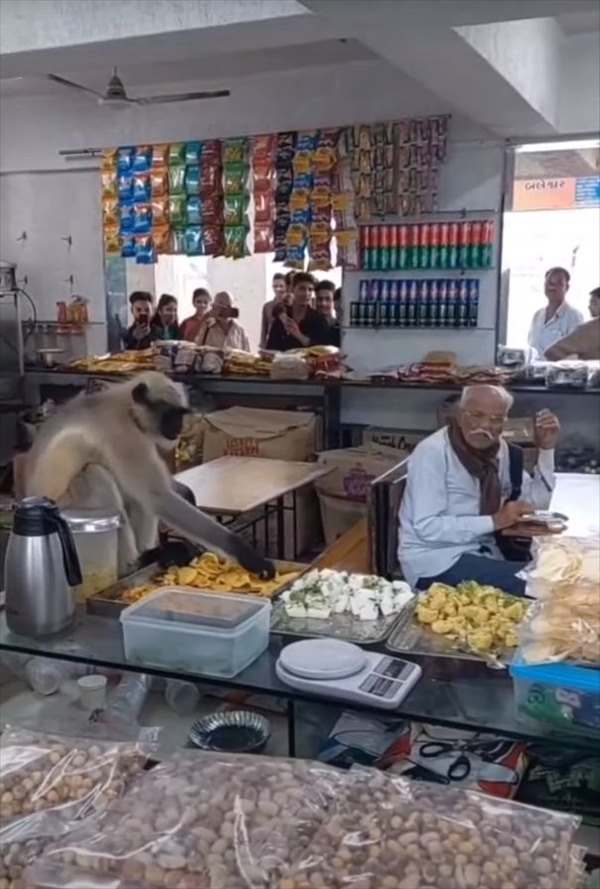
[[132, 379, 189, 446]]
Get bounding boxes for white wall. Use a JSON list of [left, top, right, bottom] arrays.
[[558, 33, 600, 134]]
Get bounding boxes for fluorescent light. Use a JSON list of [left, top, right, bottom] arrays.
[[515, 139, 599, 153]]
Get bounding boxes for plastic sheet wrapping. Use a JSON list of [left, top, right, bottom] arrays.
[[26, 752, 346, 889], [0, 727, 157, 889], [281, 769, 581, 889], [525, 536, 600, 594]]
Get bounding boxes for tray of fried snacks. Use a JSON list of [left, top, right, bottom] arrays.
[[59, 350, 155, 374], [86, 552, 303, 618], [387, 580, 529, 665], [25, 753, 583, 889], [524, 535, 600, 597]]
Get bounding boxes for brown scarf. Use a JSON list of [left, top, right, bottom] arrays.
[[447, 420, 502, 515]]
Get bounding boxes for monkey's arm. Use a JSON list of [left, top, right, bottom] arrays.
[[26, 434, 94, 503], [155, 489, 275, 578]]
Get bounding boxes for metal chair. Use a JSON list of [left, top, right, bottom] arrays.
[[369, 458, 409, 579]]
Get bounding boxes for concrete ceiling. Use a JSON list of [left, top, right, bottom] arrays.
[[0, 0, 598, 137]]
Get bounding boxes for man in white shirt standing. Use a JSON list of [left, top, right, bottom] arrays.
[[398, 385, 560, 595], [528, 267, 583, 357]]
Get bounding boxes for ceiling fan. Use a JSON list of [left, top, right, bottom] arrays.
[[45, 68, 230, 107]]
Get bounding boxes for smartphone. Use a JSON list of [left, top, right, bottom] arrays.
[[227, 307, 240, 319]]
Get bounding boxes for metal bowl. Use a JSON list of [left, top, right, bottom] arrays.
[[189, 710, 271, 754]]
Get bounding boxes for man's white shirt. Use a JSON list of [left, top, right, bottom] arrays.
[[528, 303, 584, 357], [398, 427, 555, 587]]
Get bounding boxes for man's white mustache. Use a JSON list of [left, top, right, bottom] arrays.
[[471, 429, 495, 439]]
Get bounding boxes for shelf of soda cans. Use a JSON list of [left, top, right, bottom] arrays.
[[350, 278, 481, 329], [359, 219, 495, 271]]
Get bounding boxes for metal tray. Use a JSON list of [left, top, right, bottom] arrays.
[[86, 560, 306, 619], [270, 598, 405, 645], [385, 600, 515, 668]]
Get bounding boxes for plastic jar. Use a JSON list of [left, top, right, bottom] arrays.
[[165, 679, 201, 715], [63, 510, 121, 601], [25, 658, 83, 696]]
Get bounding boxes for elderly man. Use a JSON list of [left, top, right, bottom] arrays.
[[398, 385, 560, 595], [195, 291, 250, 352]]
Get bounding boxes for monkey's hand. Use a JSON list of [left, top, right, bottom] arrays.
[[233, 543, 276, 580]]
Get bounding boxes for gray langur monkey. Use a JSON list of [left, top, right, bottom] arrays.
[[25, 372, 275, 579]]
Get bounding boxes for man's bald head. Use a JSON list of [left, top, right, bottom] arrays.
[[457, 385, 513, 450]]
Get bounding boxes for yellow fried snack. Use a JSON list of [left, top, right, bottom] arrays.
[[416, 581, 528, 655], [118, 553, 300, 605]]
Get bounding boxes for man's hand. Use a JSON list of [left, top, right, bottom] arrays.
[[493, 500, 534, 530], [282, 317, 309, 345], [132, 322, 150, 341], [534, 409, 560, 450]]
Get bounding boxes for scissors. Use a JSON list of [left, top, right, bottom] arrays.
[[419, 741, 471, 781]]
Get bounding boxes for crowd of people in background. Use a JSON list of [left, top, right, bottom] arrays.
[[122, 269, 341, 353]]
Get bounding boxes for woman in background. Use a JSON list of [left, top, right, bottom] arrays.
[[180, 287, 212, 341], [151, 294, 181, 340]]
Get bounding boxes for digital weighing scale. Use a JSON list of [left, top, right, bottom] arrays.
[[275, 638, 422, 710]]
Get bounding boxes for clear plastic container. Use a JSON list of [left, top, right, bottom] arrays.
[[63, 510, 121, 601], [164, 679, 201, 715], [120, 588, 271, 679], [510, 650, 600, 737], [25, 657, 84, 695]]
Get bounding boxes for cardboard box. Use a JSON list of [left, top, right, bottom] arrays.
[[202, 406, 316, 463], [316, 445, 404, 503], [363, 427, 427, 455], [318, 491, 367, 546]]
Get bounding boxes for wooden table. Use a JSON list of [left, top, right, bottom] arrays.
[[313, 517, 370, 574], [176, 457, 331, 558]]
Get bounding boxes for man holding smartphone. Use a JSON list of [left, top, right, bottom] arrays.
[[195, 290, 251, 351], [121, 291, 156, 350]]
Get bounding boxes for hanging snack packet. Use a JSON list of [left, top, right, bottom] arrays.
[[290, 205, 311, 227], [133, 172, 151, 203], [308, 243, 332, 271], [168, 195, 186, 229], [121, 234, 136, 258], [293, 170, 313, 191], [286, 223, 308, 250], [186, 196, 201, 226], [168, 143, 186, 165], [168, 165, 185, 195], [203, 224, 224, 256], [296, 131, 318, 152], [135, 234, 156, 264], [222, 137, 248, 164], [185, 141, 202, 165], [100, 148, 117, 172], [199, 194, 222, 225], [169, 229, 186, 254], [336, 228, 359, 269], [185, 165, 200, 195], [133, 203, 152, 234], [254, 190, 274, 224], [224, 194, 248, 226], [119, 203, 134, 234], [102, 198, 120, 227], [289, 189, 310, 212], [152, 225, 170, 254], [103, 225, 121, 254], [152, 144, 169, 168], [117, 173, 133, 202], [252, 133, 277, 160], [252, 160, 275, 192], [201, 139, 221, 161], [275, 168, 293, 204], [254, 222, 274, 254], [199, 161, 221, 197], [224, 225, 249, 259], [101, 171, 117, 199], [133, 146, 152, 173], [276, 132, 296, 168], [184, 225, 203, 256], [116, 146, 135, 173], [223, 162, 250, 195], [292, 152, 312, 177], [151, 198, 168, 226], [150, 168, 168, 197]]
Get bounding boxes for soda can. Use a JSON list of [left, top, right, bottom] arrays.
[[370, 279, 383, 302], [397, 280, 408, 327], [419, 223, 430, 270], [481, 220, 494, 267], [438, 279, 448, 326], [359, 279, 370, 302], [458, 278, 469, 327], [389, 280, 399, 301], [470, 221, 482, 268], [380, 279, 391, 302], [407, 280, 418, 326], [429, 281, 439, 327], [458, 221, 471, 268], [361, 226, 370, 270], [369, 225, 379, 271], [446, 279, 458, 326], [429, 223, 440, 269], [469, 279, 479, 327], [439, 222, 449, 269], [448, 222, 459, 269], [398, 225, 409, 269], [410, 224, 420, 269], [418, 280, 430, 327], [378, 225, 390, 272], [389, 224, 399, 271], [350, 301, 360, 328], [366, 299, 377, 328]]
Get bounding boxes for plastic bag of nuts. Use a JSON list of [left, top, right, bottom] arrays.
[[0, 726, 156, 889], [25, 751, 346, 889], [280, 771, 582, 889]]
